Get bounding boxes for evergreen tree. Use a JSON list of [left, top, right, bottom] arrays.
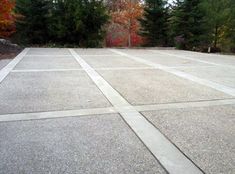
[[15, 0, 109, 47], [201, 0, 232, 49], [169, 0, 206, 50], [76, 0, 109, 47], [139, 0, 168, 46], [15, 0, 51, 44], [229, 1, 235, 52], [48, 0, 109, 47]]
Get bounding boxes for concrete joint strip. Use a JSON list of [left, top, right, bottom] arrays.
[[110, 49, 235, 97], [1, 99, 235, 122], [79, 54, 120, 57], [0, 48, 30, 83], [11, 68, 84, 73], [0, 107, 117, 122], [11, 66, 216, 73], [166, 65, 215, 69], [69, 49, 204, 174], [94, 67, 156, 71], [24, 55, 72, 57], [135, 98, 235, 112]]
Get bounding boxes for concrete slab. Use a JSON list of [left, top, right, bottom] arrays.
[[0, 59, 11, 70], [14, 55, 81, 70], [142, 105, 235, 174], [70, 49, 204, 174], [0, 71, 111, 114], [136, 54, 209, 67], [114, 49, 210, 67], [81, 55, 149, 68], [0, 114, 166, 174], [99, 69, 232, 105], [75, 48, 115, 55], [160, 49, 235, 66], [176, 66, 235, 88], [110, 49, 235, 96], [27, 48, 70, 55]]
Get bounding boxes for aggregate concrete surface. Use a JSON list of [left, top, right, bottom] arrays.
[[98, 69, 232, 105], [0, 71, 111, 114], [15, 55, 82, 70], [0, 114, 166, 174], [0, 47, 235, 174], [142, 105, 235, 174]]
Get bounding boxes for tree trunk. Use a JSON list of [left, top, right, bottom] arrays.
[[128, 19, 131, 47], [214, 25, 218, 48]]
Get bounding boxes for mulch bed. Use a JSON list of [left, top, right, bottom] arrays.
[[0, 52, 21, 60], [0, 39, 22, 60]]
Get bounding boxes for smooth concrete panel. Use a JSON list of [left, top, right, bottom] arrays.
[[99, 69, 232, 105], [142, 105, 235, 174], [81, 55, 150, 68], [0, 71, 111, 114], [0, 114, 166, 174], [14, 55, 81, 70]]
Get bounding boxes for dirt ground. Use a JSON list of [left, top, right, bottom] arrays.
[[0, 52, 20, 60]]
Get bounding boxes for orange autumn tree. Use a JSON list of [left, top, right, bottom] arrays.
[[106, 0, 144, 47], [0, 0, 16, 38]]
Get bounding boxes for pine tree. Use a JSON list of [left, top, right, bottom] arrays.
[[201, 0, 232, 49], [139, 0, 168, 46], [48, 0, 109, 47], [169, 0, 206, 50], [15, 0, 51, 44], [77, 0, 109, 47], [15, 0, 109, 47]]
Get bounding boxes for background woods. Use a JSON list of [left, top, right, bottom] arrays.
[[0, 0, 235, 52], [106, 0, 143, 47], [0, 0, 16, 38]]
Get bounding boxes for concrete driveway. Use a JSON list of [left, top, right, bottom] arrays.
[[0, 48, 234, 174]]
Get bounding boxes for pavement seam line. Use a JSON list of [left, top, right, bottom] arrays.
[[0, 48, 30, 83], [1, 98, 235, 122], [110, 49, 235, 96], [135, 98, 235, 111], [150, 50, 235, 68], [11, 68, 84, 73], [10, 66, 216, 73], [79, 54, 120, 56], [24, 55, 72, 57], [69, 48, 204, 174], [0, 107, 117, 122]]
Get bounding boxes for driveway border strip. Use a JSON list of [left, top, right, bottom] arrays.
[[24, 55, 72, 57], [10, 66, 216, 73], [11, 68, 84, 73], [69, 49, 204, 174], [135, 98, 235, 111], [0, 107, 116, 122], [0, 48, 30, 83], [1, 99, 235, 122]]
